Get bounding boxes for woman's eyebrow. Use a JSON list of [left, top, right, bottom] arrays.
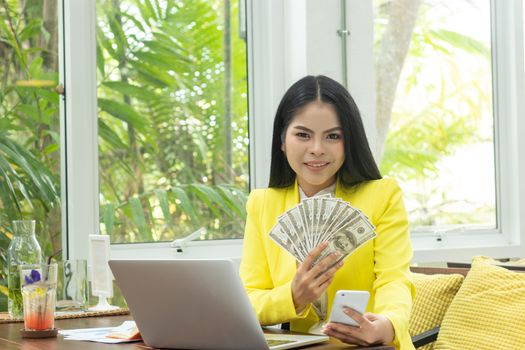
[[292, 125, 313, 132], [324, 126, 342, 133], [292, 125, 342, 133]]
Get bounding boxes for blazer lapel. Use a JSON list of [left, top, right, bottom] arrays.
[[335, 180, 345, 200], [284, 180, 300, 211]]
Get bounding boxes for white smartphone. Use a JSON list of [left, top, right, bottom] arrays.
[[328, 290, 370, 326]]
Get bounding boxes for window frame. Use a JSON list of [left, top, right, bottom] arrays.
[[356, 0, 525, 262], [62, 0, 525, 263], [60, 0, 99, 260]]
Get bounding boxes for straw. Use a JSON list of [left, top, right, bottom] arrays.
[[46, 249, 62, 269]]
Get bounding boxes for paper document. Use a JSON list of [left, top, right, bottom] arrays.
[[59, 320, 141, 343]]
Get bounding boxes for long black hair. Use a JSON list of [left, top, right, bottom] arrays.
[[268, 75, 382, 188]]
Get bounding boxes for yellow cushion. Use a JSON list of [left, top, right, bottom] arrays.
[[435, 256, 525, 350], [409, 272, 464, 350]]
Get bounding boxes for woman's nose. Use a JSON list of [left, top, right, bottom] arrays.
[[309, 138, 325, 156]]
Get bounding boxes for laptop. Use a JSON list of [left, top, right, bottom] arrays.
[[109, 259, 328, 350]]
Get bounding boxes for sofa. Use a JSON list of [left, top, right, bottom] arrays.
[[409, 256, 525, 350]]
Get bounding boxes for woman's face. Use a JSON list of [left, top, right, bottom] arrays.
[[281, 101, 345, 196]]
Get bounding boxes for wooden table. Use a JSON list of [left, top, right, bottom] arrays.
[[0, 315, 394, 349]]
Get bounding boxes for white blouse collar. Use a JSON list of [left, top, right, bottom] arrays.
[[298, 182, 336, 201]]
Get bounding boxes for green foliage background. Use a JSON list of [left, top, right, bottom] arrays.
[[0, 0, 495, 310], [0, 0, 62, 310], [95, 0, 249, 243], [0, 0, 249, 309]]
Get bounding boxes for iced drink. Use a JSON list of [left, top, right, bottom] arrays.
[[21, 283, 56, 330]]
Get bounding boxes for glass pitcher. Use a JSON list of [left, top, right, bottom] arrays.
[[7, 220, 42, 318]]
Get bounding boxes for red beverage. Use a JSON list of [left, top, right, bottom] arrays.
[[21, 284, 56, 330], [24, 309, 55, 330]]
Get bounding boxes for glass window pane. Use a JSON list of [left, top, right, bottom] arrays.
[[96, 0, 249, 243], [373, 0, 496, 232], [0, 1, 61, 309]]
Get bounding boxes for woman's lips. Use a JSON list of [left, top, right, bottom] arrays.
[[304, 161, 329, 169]]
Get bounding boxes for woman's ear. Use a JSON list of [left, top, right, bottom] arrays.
[[280, 129, 287, 153]]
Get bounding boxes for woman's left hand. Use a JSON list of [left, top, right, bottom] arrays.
[[322, 307, 394, 346]]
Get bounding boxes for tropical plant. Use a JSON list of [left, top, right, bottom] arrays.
[[1, 0, 251, 306], [95, 0, 249, 242], [0, 0, 61, 309]]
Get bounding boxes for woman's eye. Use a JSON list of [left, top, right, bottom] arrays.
[[327, 133, 341, 140], [296, 132, 310, 139]]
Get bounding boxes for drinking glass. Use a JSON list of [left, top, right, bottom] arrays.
[[20, 263, 57, 331], [57, 259, 88, 311]]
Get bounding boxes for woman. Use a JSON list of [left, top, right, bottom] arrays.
[[239, 75, 415, 349]]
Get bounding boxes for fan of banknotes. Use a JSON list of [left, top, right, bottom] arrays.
[[269, 195, 377, 265]]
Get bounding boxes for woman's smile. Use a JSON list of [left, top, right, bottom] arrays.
[[305, 161, 329, 167]]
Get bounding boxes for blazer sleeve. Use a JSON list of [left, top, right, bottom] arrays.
[[239, 190, 310, 326], [371, 179, 415, 349]]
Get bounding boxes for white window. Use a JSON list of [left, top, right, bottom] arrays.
[[95, 0, 249, 245], [352, 0, 525, 262], [62, 0, 525, 262], [63, 0, 249, 260], [374, 0, 496, 232]]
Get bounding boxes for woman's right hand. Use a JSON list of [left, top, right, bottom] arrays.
[[291, 241, 344, 313]]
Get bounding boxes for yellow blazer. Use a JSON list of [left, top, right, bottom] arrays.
[[239, 178, 415, 350]]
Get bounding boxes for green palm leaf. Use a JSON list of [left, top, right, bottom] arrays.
[[155, 189, 172, 226], [101, 203, 116, 236], [189, 184, 229, 218], [129, 197, 151, 241], [98, 98, 147, 131], [170, 187, 199, 225]]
